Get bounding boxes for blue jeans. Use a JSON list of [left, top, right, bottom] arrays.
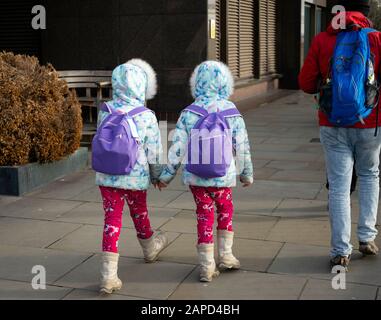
[[320, 126, 380, 257]]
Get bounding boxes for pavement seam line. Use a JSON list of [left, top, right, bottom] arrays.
[[44, 224, 85, 249], [297, 278, 310, 300], [166, 265, 198, 300], [60, 288, 76, 300], [375, 287, 380, 301], [265, 242, 286, 273], [52, 253, 95, 285], [163, 191, 188, 208]]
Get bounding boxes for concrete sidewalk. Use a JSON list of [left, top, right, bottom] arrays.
[[0, 91, 380, 300]]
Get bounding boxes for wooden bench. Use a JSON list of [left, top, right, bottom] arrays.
[[58, 70, 112, 124], [58, 70, 112, 146]]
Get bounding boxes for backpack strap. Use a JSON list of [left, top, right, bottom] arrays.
[[361, 28, 378, 36], [184, 104, 209, 117], [185, 104, 241, 118], [219, 108, 242, 118], [100, 102, 112, 113], [100, 103, 151, 117], [127, 106, 152, 118]]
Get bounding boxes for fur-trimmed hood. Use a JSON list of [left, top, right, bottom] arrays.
[[190, 61, 234, 106], [110, 59, 157, 108]]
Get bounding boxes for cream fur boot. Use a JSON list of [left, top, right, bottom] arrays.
[[138, 232, 169, 263], [100, 252, 122, 294], [217, 230, 241, 271], [197, 244, 220, 282]]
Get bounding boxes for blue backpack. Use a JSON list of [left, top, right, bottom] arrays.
[[320, 28, 379, 127]]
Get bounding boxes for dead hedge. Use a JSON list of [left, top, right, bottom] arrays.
[[0, 52, 82, 166]]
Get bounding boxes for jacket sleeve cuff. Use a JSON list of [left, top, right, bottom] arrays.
[[159, 168, 176, 185], [240, 174, 254, 184]]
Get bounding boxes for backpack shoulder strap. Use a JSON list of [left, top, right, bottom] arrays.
[[100, 102, 112, 113], [362, 28, 378, 36], [184, 104, 209, 117], [219, 107, 242, 118], [127, 106, 152, 118]]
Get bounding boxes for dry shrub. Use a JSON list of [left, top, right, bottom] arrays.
[[0, 52, 82, 166]]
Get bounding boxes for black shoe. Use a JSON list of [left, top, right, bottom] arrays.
[[330, 255, 351, 272], [359, 241, 379, 256]]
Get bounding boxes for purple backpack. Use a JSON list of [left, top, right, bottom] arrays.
[[92, 103, 151, 175], [185, 104, 241, 179]]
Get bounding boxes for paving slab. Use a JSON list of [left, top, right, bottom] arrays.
[[146, 190, 187, 208], [268, 243, 336, 279], [268, 170, 326, 183], [49, 224, 180, 259], [262, 137, 316, 145], [160, 234, 281, 272], [56, 202, 181, 229], [269, 243, 381, 286], [266, 160, 324, 171], [63, 289, 146, 300], [0, 217, 81, 248], [63, 170, 95, 185], [254, 144, 300, 153], [266, 218, 331, 247], [27, 180, 94, 201], [167, 190, 283, 213], [160, 212, 278, 241], [169, 268, 307, 300], [0, 197, 82, 221], [0, 279, 72, 300], [159, 233, 198, 265], [55, 255, 195, 299], [0, 244, 91, 284], [294, 145, 324, 154], [273, 198, 328, 218], [250, 159, 270, 169], [233, 238, 283, 272], [158, 175, 188, 192], [266, 218, 359, 248], [299, 279, 378, 300], [253, 151, 320, 162], [236, 180, 322, 200], [70, 186, 103, 202], [253, 167, 278, 180], [0, 196, 21, 207], [72, 187, 185, 208]]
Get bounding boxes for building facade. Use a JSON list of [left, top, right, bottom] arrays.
[[0, 0, 332, 118]]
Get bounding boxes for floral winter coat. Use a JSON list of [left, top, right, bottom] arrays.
[[159, 61, 254, 188], [95, 63, 163, 191]]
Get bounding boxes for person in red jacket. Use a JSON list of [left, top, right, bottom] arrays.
[[299, 0, 380, 271]]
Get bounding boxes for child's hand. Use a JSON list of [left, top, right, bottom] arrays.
[[157, 181, 168, 191], [240, 176, 253, 188]]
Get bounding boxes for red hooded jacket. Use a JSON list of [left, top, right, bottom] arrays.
[[299, 11, 381, 128]]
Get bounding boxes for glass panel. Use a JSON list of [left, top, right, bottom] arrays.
[[304, 4, 312, 59], [316, 7, 322, 34]]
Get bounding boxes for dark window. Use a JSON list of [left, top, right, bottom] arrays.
[[0, 0, 41, 58]]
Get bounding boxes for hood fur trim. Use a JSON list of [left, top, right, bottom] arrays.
[[126, 58, 158, 100], [189, 61, 235, 99]]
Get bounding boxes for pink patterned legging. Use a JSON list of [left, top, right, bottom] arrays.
[[100, 186, 154, 253], [190, 186, 234, 245]]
